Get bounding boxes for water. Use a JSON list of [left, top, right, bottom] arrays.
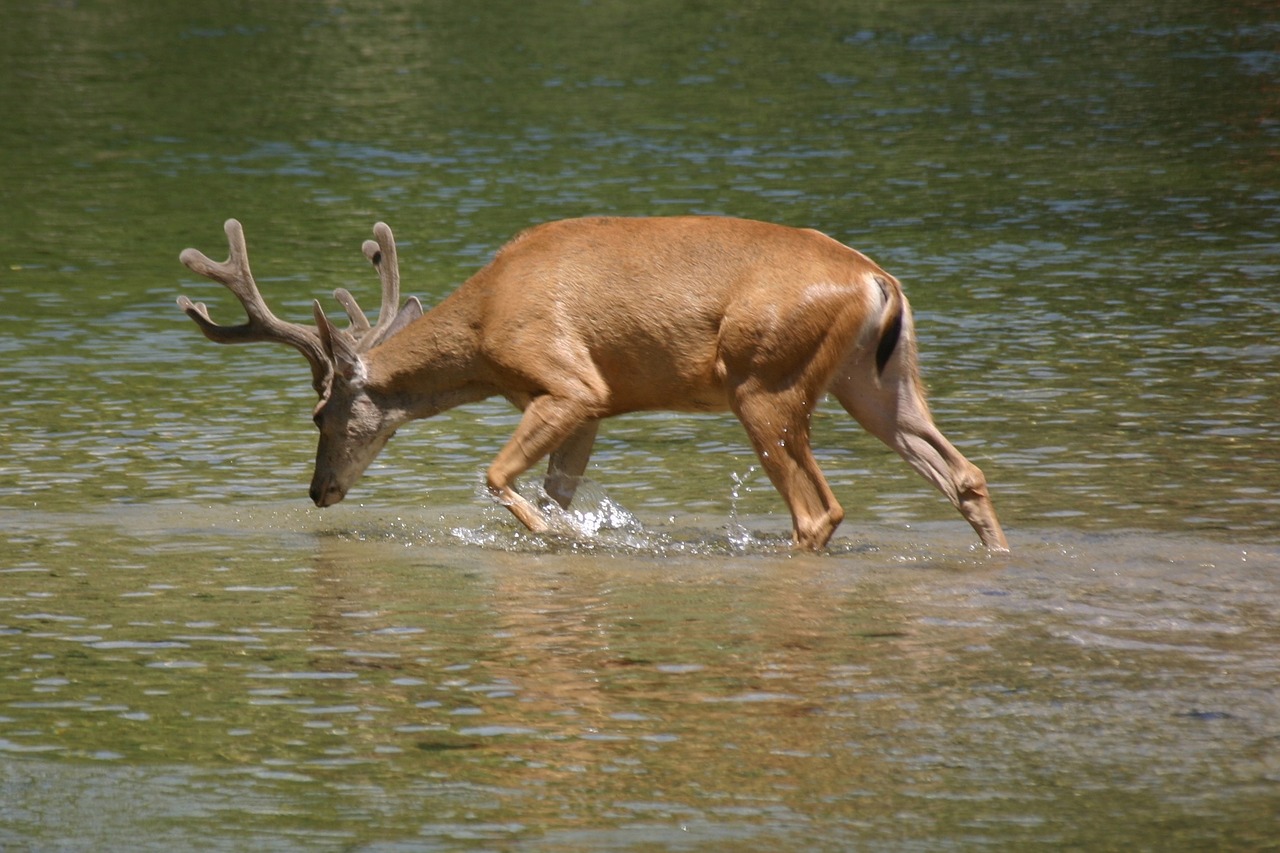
[[2, 0, 1278, 849]]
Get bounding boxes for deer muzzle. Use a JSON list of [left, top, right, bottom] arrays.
[[310, 479, 346, 507]]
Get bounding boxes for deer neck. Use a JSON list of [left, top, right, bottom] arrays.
[[363, 297, 493, 423]]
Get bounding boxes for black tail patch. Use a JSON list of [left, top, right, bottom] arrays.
[[874, 275, 902, 375], [876, 309, 902, 374]]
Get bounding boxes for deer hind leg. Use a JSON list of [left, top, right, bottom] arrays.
[[830, 372, 1008, 551], [731, 386, 844, 550], [487, 396, 597, 533], [544, 420, 599, 510]]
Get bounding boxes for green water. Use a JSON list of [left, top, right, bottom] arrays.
[[2, 1, 1278, 849]]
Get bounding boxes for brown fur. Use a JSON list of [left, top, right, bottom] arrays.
[[179, 216, 1008, 551]]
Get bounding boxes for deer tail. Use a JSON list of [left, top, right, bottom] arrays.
[[873, 275, 904, 376]]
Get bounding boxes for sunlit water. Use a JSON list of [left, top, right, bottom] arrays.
[[2, 1, 1278, 849], [4, 500, 1278, 849]]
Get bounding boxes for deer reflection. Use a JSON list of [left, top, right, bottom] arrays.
[[284, 530, 1002, 815]]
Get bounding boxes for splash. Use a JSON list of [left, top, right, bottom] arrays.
[[446, 475, 657, 554], [539, 477, 644, 538], [432, 471, 799, 557], [727, 466, 759, 552]]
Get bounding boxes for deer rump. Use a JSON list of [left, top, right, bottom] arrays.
[[178, 215, 1008, 552]]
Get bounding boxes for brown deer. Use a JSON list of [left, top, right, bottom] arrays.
[[177, 217, 1008, 551]]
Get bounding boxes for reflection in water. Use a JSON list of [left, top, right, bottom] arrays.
[[1, 504, 1278, 848]]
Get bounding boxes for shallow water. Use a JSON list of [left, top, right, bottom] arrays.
[[2, 0, 1278, 849], [3, 502, 1278, 850]]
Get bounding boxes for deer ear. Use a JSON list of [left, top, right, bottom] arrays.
[[364, 296, 423, 350], [313, 300, 365, 383]]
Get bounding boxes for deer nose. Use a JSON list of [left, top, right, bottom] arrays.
[[310, 482, 343, 507]]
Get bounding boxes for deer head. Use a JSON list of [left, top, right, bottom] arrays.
[[177, 220, 422, 506]]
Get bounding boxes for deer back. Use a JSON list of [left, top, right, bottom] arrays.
[[367, 216, 893, 416]]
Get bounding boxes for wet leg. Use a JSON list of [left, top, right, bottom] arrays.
[[832, 375, 1008, 550], [732, 389, 844, 550], [544, 420, 599, 510], [487, 396, 595, 533]]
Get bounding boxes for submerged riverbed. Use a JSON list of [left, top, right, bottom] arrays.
[[3, 502, 1278, 849], [2, 0, 1278, 849]]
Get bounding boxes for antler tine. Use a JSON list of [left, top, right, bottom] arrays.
[[352, 221, 404, 352], [332, 287, 372, 336], [177, 219, 332, 393], [367, 222, 400, 328], [319, 222, 404, 353]]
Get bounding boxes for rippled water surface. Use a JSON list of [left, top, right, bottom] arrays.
[[2, 1, 1278, 849]]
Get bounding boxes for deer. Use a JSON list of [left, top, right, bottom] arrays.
[[177, 216, 1008, 552]]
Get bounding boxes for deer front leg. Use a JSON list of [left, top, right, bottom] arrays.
[[544, 421, 599, 510], [486, 396, 595, 534]]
